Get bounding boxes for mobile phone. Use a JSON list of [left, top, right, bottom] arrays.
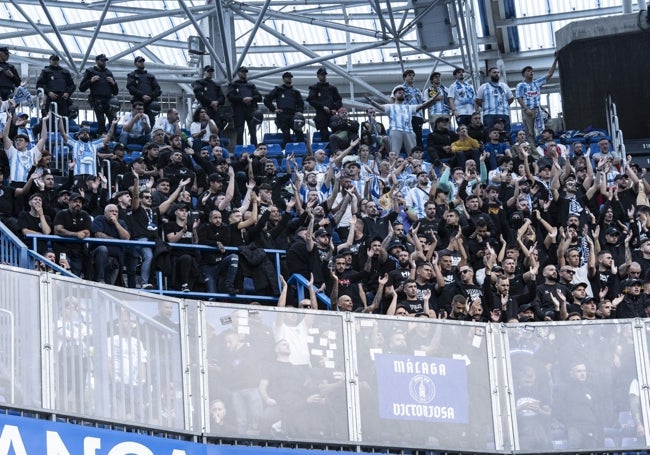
[[60, 253, 67, 262]]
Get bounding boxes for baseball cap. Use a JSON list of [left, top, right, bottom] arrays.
[[258, 183, 272, 191], [58, 189, 71, 198], [49, 55, 60, 61], [315, 228, 330, 237], [203, 65, 214, 72], [282, 71, 293, 78], [571, 282, 589, 291], [16, 112, 29, 119], [392, 85, 405, 97], [317, 67, 327, 75], [605, 227, 620, 236], [0, 47, 9, 54], [208, 173, 225, 182], [95, 54, 108, 61], [625, 278, 643, 287], [236, 66, 248, 73], [387, 239, 403, 250], [69, 192, 85, 202], [134, 56, 145, 63], [132, 156, 145, 164]]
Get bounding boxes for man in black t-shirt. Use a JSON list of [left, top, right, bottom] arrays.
[[53, 193, 92, 277], [18, 192, 52, 254], [127, 177, 188, 288], [197, 209, 239, 295]]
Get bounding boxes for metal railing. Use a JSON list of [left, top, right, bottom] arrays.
[[0, 264, 650, 454]]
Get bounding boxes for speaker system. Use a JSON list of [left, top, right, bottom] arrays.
[[413, 0, 458, 52], [557, 23, 650, 139]]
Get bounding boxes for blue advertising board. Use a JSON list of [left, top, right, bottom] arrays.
[[374, 354, 469, 423], [0, 413, 348, 455]]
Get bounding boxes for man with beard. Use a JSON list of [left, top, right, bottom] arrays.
[[615, 278, 649, 318], [196, 209, 240, 295], [363, 199, 398, 240], [90, 203, 130, 284], [199, 169, 235, 218], [126, 56, 161, 126], [307, 68, 342, 142], [366, 86, 435, 157], [532, 264, 571, 321], [127, 176, 189, 289], [448, 68, 476, 127], [589, 249, 620, 302], [163, 150, 196, 192], [53, 192, 92, 277], [441, 265, 482, 314], [36, 55, 76, 118], [79, 54, 119, 134], [61, 122, 116, 178], [476, 67, 515, 131]]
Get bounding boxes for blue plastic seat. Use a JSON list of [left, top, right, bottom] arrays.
[[234, 144, 256, 157], [266, 144, 283, 158], [285, 142, 307, 156]]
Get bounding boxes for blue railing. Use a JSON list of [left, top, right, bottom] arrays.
[[20, 232, 329, 306]]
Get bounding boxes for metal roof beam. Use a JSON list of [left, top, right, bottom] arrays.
[[229, 3, 387, 39], [0, 6, 205, 41], [232, 0, 273, 80], [494, 6, 622, 27]]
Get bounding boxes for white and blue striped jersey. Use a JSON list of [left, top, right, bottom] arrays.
[[381, 103, 418, 133], [425, 84, 450, 117], [67, 138, 104, 176], [405, 185, 432, 219], [6, 145, 40, 183], [476, 82, 514, 116], [515, 76, 547, 110], [448, 80, 476, 115], [402, 83, 424, 119]]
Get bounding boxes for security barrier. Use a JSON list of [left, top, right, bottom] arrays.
[[0, 264, 649, 453]]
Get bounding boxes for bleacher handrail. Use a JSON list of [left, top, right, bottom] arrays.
[[25, 233, 289, 301]]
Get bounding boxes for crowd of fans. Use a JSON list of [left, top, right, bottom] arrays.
[[1, 45, 649, 323]]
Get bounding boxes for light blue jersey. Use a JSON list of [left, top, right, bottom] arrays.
[[381, 103, 418, 132], [476, 81, 514, 116], [448, 80, 476, 115], [402, 84, 423, 119], [425, 84, 450, 117], [68, 138, 104, 176], [7, 145, 40, 183], [515, 76, 547, 109]]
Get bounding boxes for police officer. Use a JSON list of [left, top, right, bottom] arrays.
[[263, 71, 305, 148], [126, 56, 161, 126], [0, 46, 21, 101], [307, 67, 342, 142], [193, 65, 226, 129], [227, 66, 262, 146], [79, 54, 119, 134], [36, 55, 76, 117]]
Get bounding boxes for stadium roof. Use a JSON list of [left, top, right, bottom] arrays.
[[0, 0, 635, 104]]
